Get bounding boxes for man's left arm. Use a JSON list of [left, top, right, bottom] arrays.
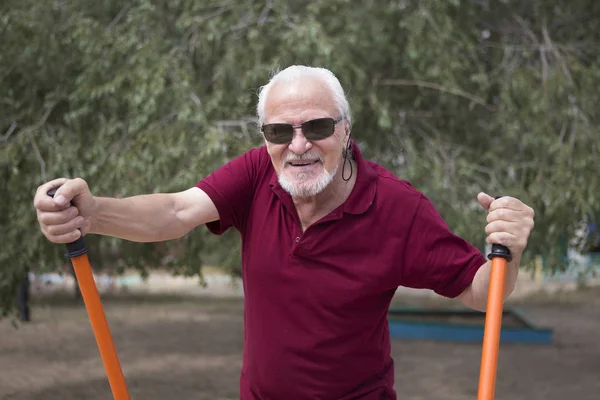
[[458, 193, 535, 311]]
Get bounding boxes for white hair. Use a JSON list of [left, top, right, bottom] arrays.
[[256, 65, 352, 128], [278, 165, 338, 197]]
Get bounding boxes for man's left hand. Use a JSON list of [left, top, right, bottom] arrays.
[[477, 192, 535, 257]]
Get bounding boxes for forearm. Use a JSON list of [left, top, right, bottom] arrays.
[[89, 194, 192, 242], [464, 254, 521, 311]]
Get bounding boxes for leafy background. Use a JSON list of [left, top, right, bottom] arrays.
[[2, 0, 599, 318]]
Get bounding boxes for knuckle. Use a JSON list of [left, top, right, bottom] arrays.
[[73, 177, 88, 189], [494, 208, 504, 220], [45, 224, 59, 236], [38, 213, 48, 225], [489, 232, 501, 243], [528, 218, 535, 230], [54, 236, 67, 244], [33, 195, 50, 211], [486, 221, 504, 235]]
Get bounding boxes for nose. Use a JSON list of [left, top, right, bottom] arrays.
[[288, 127, 312, 154]]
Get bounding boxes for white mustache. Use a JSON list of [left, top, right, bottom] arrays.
[[283, 152, 322, 163]]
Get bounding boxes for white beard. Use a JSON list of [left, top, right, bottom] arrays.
[[278, 152, 338, 197]]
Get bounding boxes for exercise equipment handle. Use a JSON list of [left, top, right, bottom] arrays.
[[47, 188, 130, 400], [477, 196, 512, 400]]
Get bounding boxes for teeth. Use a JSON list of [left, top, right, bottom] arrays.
[[290, 160, 317, 165]]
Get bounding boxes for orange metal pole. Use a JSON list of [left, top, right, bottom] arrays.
[[476, 194, 512, 400], [48, 188, 130, 400], [71, 253, 130, 400], [477, 255, 508, 400]]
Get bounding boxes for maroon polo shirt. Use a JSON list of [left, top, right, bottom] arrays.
[[195, 141, 486, 400]]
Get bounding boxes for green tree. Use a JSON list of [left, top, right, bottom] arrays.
[[2, 0, 599, 319]]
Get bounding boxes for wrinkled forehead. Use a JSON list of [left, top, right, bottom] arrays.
[[264, 78, 338, 121]]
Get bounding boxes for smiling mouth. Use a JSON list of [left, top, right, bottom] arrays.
[[288, 160, 320, 167]]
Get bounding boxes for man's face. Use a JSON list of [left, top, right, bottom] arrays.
[[262, 78, 348, 198]]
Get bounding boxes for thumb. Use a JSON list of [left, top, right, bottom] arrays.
[[52, 178, 88, 207], [477, 192, 494, 211]]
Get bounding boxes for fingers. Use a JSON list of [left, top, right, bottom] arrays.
[[485, 231, 517, 247], [477, 192, 494, 211], [34, 178, 70, 212], [488, 196, 535, 214], [483, 195, 535, 253], [42, 227, 82, 244], [34, 177, 91, 244], [37, 205, 80, 226], [37, 204, 85, 243], [485, 220, 531, 250], [34, 177, 90, 209], [486, 207, 520, 224], [53, 177, 90, 207], [486, 203, 535, 225], [43, 217, 84, 237]]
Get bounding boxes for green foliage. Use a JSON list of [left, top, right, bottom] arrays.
[[2, 0, 599, 317]]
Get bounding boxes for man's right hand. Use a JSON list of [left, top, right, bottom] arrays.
[[34, 178, 97, 244]]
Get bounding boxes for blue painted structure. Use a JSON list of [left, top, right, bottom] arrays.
[[387, 307, 553, 345]]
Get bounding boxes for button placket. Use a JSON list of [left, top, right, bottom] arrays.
[[290, 231, 303, 257]]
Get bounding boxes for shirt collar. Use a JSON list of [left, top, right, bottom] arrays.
[[268, 140, 377, 216]]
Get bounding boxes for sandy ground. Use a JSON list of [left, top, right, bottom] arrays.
[[1, 288, 599, 400]]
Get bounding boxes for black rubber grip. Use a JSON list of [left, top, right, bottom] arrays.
[[487, 195, 512, 262], [47, 187, 89, 258]]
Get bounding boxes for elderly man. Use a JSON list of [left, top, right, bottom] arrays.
[[34, 65, 534, 399]]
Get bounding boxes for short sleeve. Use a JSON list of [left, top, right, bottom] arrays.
[[400, 195, 487, 298], [195, 147, 269, 235]]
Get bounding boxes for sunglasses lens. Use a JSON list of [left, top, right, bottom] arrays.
[[262, 118, 339, 144], [303, 118, 335, 140], [263, 124, 293, 144]]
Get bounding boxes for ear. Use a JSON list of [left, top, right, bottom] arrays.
[[344, 120, 351, 140]]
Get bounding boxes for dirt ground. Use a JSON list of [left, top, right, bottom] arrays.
[[1, 288, 599, 400]]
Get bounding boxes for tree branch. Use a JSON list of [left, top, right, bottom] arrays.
[[512, 14, 539, 44], [542, 24, 573, 85], [1, 122, 18, 142], [258, 0, 273, 26], [379, 79, 497, 111], [27, 132, 46, 183], [44, 124, 60, 149], [187, 7, 231, 46], [2, 103, 56, 144], [107, 5, 131, 29]]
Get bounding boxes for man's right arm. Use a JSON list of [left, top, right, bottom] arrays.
[[34, 178, 219, 244], [91, 187, 218, 242]]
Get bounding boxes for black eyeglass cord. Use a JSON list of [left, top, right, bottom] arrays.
[[342, 138, 353, 182]]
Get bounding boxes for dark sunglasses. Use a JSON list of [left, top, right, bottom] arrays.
[[261, 116, 344, 144]]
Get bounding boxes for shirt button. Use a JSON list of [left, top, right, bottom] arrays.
[[295, 237, 300, 242]]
